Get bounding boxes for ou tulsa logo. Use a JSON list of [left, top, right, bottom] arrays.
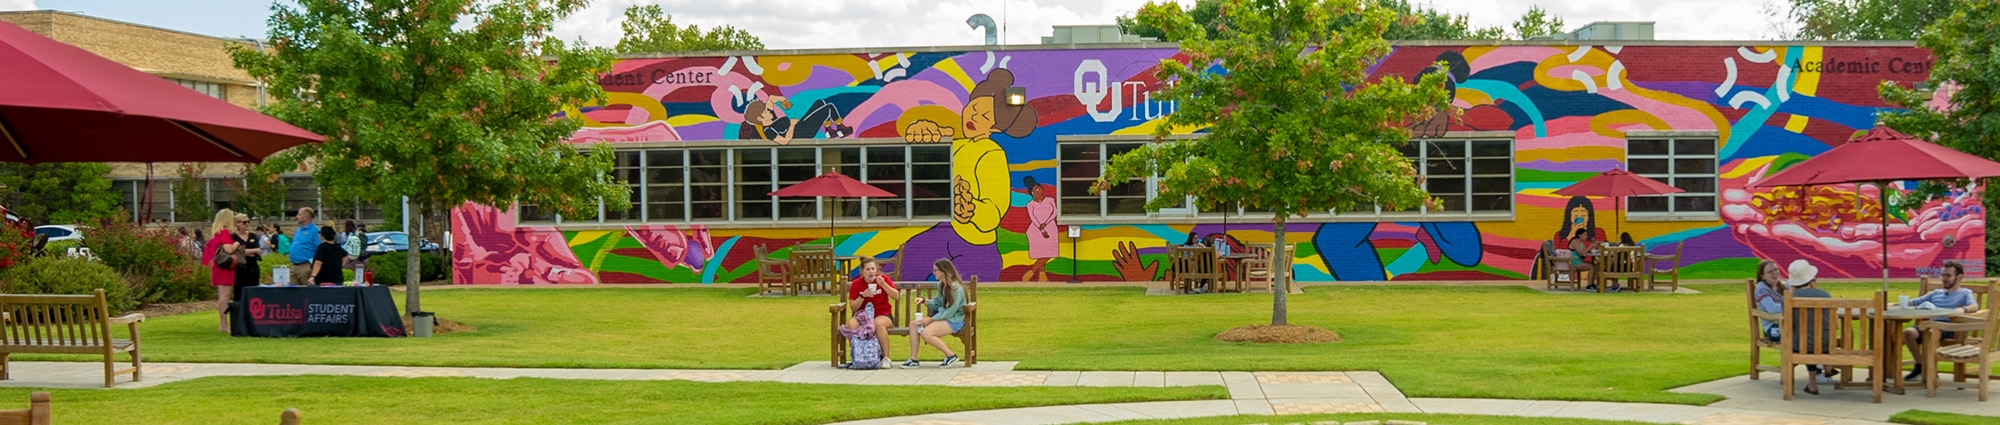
[[248, 298, 265, 320]]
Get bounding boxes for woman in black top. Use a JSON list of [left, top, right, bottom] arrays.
[[231, 215, 264, 289], [310, 226, 348, 285]]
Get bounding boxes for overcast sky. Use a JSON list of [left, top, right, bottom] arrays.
[[5, 0, 1793, 49]]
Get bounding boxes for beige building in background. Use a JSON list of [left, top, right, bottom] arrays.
[[0, 11, 374, 223]]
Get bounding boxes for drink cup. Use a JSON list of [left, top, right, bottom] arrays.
[[868, 283, 879, 294], [1900, 294, 1911, 307]]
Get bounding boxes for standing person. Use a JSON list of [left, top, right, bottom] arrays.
[[289, 208, 320, 286], [847, 257, 901, 365], [311, 226, 349, 286], [1782, 260, 1837, 394], [233, 216, 265, 290], [200, 210, 240, 332], [1023, 176, 1057, 282], [1903, 260, 1981, 382], [271, 225, 290, 263], [901, 259, 968, 369]]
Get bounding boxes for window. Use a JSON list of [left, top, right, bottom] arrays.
[[167, 78, 225, 99], [1059, 141, 1149, 217], [909, 146, 950, 218], [602, 151, 641, 221], [1627, 138, 1717, 214], [563, 144, 948, 225], [864, 146, 907, 219], [207, 178, 235, 213], [1393, 139, 1514, 214], [688, 149, 727, 220], [775, 148, 818, 219], [280, 177, 319, 218], [645, 150, 685, 221], [734, 148, 774, 220]]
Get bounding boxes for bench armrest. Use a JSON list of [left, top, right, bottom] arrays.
[[109, 313, 145, 325], [1920, 319, 1986, 333], [829, 303, 848, 314], [1749, 310, 1782, 322], [962, 302, 976, 314]]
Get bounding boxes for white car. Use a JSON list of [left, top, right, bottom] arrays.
[[33, 225, 82, 243]]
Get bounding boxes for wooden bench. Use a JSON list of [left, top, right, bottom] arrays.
[[0, 289, 144, 388], [0, 392, 49, 425], [828, 278, 978, 367]]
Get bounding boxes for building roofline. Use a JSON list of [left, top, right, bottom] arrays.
[[614, 39, 1919, 58], [0, 10, 260, 44]]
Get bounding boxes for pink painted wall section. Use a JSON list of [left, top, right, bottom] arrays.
[[452, 44, 1982, 284]]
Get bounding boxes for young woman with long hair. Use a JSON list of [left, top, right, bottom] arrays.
[[901, 258, 968, 369], [201, 209, 240, 332]]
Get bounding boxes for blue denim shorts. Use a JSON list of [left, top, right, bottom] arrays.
[[948, 320, 965, 333]]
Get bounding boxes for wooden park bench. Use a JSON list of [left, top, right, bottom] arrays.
[[0, 392, 49, 425], [828, 278, 979, 367], [0, 289, 145, 388]]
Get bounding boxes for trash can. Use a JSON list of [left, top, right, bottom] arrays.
[[412, 311, 435, 338]]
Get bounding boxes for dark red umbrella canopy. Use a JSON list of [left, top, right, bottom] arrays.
[[0, 21, 322, 163], [1554, 168, 1685, 198], [1752, 126, 2000, 188], [769, 171, 895, 198]]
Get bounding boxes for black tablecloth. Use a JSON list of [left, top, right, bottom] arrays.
[[231, 286, 406, 338]]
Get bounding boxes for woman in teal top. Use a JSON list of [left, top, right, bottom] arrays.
[[900, 258, 968, 369]]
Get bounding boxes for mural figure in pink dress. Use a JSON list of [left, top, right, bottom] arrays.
[[1023, 176, 1059, 281]]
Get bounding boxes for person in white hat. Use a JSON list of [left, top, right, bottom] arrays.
[[1784, 259, 1838, 394]]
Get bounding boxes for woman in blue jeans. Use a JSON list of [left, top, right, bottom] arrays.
[[901, 259, 968, 369]]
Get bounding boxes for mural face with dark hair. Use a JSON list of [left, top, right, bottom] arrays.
[[895, 68, 1040, 282]]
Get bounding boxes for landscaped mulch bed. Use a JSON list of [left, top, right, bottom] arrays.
[[1215, 324, 1342, 344]]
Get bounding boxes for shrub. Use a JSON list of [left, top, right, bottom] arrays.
[[43, 239, 82, 257], [368, 251, 450, 285], [0, 221, 32, 273], [79, 216, 212, 304], [3, 257, 134, 312]]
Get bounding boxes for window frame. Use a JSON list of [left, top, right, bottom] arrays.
[[1623, 131, 1720, 221]]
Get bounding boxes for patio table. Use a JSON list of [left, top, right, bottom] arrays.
[[1834, 307, 1959, 395], [1219, 253, 1256, 293]]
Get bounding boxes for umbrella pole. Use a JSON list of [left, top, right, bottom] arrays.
[[1880, 181, 1890, 292]]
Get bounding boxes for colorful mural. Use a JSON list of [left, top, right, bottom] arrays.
[[453, 43, 1982, 284]]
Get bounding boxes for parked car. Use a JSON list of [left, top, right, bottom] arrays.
[[33, 225, 82, 243], [363, 231, 439, 254]]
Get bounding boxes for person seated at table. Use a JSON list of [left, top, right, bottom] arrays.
[[901, 258, 968, 369], [1568, 229, 1599, 290], [1618, 232, 1635, 247], [1182, 231, 1203, 248], [1903, 260, 1981, 382], [310, 226, 349, 286], [847, 257, 901, 366], [1781, 259, 1837, 394]]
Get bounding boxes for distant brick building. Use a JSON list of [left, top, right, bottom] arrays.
[[0, 11, 371, 223]]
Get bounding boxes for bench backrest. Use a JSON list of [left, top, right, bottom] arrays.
[[892, 278, 979, 327], [0, 290, 113, 349], [1918, 277, 1993, 310]]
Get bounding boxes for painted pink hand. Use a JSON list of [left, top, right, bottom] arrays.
[[452, 203, 601, 284], [626, 224, 716, 272], [1722, 164, 1985, 277]]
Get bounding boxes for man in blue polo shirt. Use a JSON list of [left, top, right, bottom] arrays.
[[1903, 261, 1981, 382], [288, 207, 320, 285]]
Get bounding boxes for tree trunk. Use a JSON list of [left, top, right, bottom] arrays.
[[1272, 216, 1289, 326], [406, 202, 421, 316]]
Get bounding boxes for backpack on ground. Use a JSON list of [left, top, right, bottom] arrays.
[[841, 304, 882, 370]]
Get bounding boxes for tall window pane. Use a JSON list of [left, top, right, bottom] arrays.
[[646, 150, 685, 222], [735, 148, 774, 220], [689, 149, 726, 220], [864, 146, 907, 219]]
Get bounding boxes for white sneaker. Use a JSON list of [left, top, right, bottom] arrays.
[[1815, 375, 1839, 385]]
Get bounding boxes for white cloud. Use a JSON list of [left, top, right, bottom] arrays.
[[0, 0, 37, 11], [551, 0, 1785, 51]]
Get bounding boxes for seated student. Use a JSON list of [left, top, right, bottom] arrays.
[[901, 259, 969, 369], [1782, 259, 1838, 394], [1619, 232, 1636, 247], [1182, 231, 1203, 247], [1903, 260, 1982, 382], [846, 257, 900, 366], [1568, 229, 1599, 290]]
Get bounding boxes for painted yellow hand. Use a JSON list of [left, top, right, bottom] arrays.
[[903, 120, 956, 143], [952, 176, 977, 223]]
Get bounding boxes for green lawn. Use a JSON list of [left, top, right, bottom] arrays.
[[41, 281, 1941, 405], [0, 375, 1222, 425], [1087, 413, 1657, 425], [1890, 409, 2000, 425]]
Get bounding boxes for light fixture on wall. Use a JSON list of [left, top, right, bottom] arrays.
[[1006, 87, 1026, 106]]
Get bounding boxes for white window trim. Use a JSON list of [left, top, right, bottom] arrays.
[[1623, 132, 1720, 221]]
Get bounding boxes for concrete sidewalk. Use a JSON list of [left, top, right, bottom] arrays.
[[1, 361, 1972, 424]]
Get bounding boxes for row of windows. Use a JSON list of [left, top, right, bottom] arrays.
[[1055, 139, 1519, 217], [110, 177, 379, 222], [166, 78, 226, 100]]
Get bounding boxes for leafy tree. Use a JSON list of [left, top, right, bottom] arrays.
[[1120, 0, 1504, 41], [1786, 0, 1957, 40], [229, 166, 287, 219], [616, 5, 763, 53], [231, 0, 625, 315], [1117, 0, 1451, 325], [1878, 0, 2000, 267], [0, 163, 120, 225], [1510, 5, 1566, 39], [171, 163, 213, 223]]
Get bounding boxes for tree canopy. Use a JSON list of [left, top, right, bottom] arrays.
[[231, 0, 625, 312], [1114, 0, 1452, 325], [0, 163, 120, 225], [616, 4, 763, 53], [1509, 5, 1565, 39], [1784, 0, 1956, 40], [1877, 0, 1999, 262], [1119, 0, 1505, 41]]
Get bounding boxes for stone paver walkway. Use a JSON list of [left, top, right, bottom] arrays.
[[3, 361, 1989, 424]]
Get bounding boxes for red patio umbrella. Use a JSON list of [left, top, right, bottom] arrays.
[[1553, 168, 1685, 237], [770, 170, 894, 249], [1752, 125, 2000, 289], [0, 21, 323, 163]]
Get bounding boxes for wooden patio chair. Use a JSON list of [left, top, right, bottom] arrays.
[[1748, 279, 1784, 380], [1163, 245, 1181, 290], [1911, 278, 1999, 384], [1244, 244, 1275, 292], [787, 248, 838, 296], [0, 392, 49, 425], [1644, 242, 1683, 293], [875, 243, 908, 281], [1781, 291, 1884, 402], [753, 244, 792, 296], [1173, 247, 1220, 294], [1921, 304, 2000, 400], [1541, 241, 1582, 291], [1594, 244, 1646, 293]]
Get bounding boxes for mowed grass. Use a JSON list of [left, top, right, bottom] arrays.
[[1890, 409, 2000, 425], [36, 281, 1940, 405], [1091, 413, 1658, 425], [0, 376, 1222, 425]]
